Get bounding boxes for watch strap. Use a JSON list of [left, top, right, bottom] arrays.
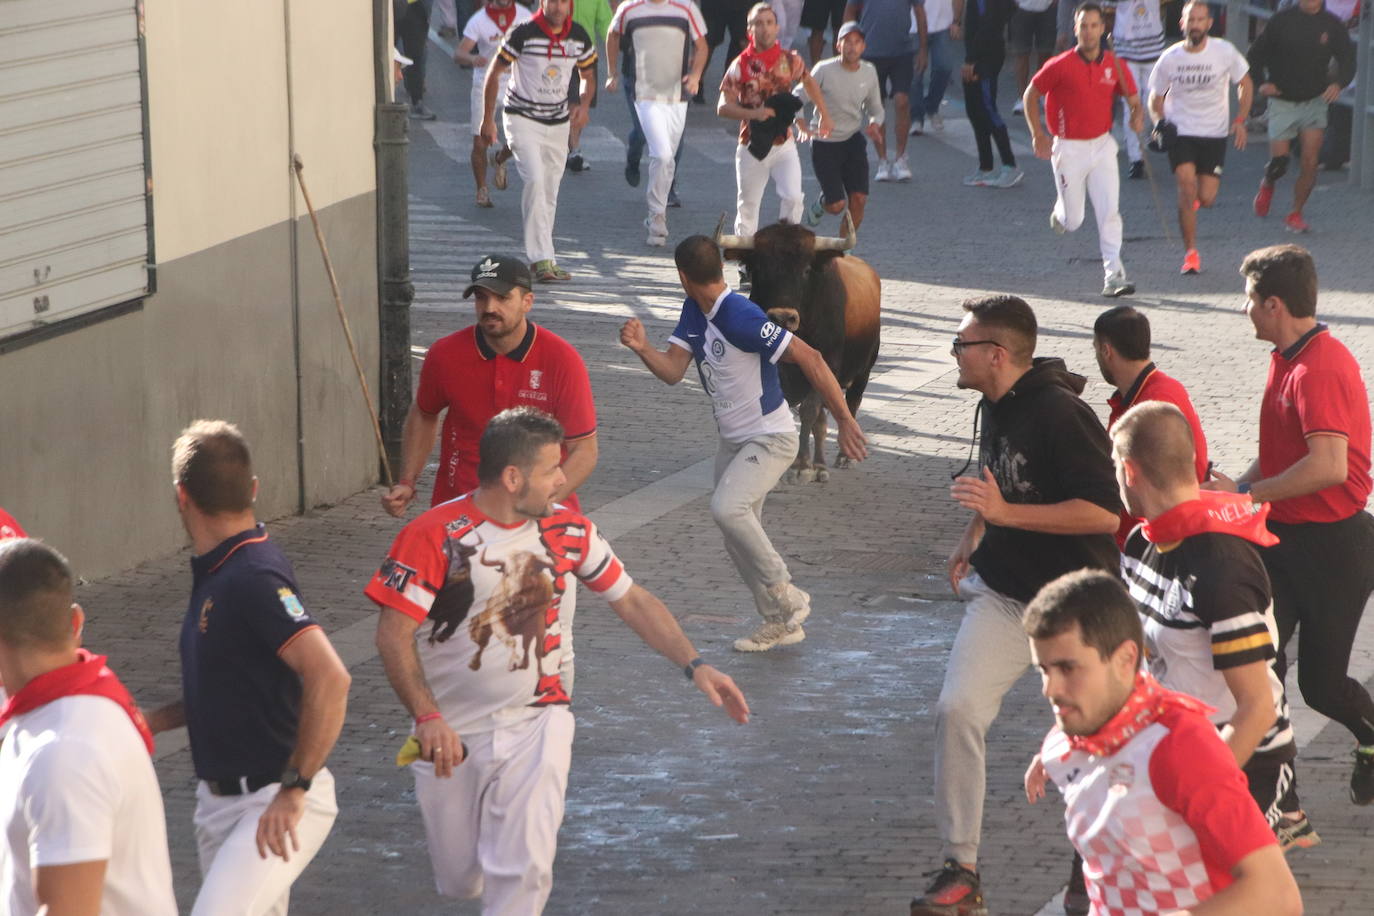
[[683, 657, 705, 682]]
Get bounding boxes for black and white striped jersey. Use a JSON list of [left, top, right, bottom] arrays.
[[497, 21, 597, 124], [1121, 528, 1294, 754]]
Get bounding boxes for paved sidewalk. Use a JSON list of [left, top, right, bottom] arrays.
[[58, 35, 1374, 915]]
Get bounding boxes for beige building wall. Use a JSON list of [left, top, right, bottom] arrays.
[[0, 0, 381, 576]]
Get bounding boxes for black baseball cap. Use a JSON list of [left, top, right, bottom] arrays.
[[463, 254, 533, 298]]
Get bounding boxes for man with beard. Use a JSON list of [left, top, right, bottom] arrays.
[[718, 3, 832, 243], [1147, 0, 1252, 276], [1023, 569, 1302, 914], [912, 294, 1120, 915], [381, 255, 598, 519], [369, 408, 749, 914]]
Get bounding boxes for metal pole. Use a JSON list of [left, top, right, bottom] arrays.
[[1351, 0, 1372, 189], [375, 0, 413, 471]]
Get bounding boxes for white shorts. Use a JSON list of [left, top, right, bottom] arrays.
[[413, 707, 575, 913], [472, 72, 510, 137]]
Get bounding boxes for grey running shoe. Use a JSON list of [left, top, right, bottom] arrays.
[[410, 102, 437, 120], [989, 165, 1023, 188], [1276, 812, 1322, 851], [962, 169, 996, 187], [1102, 272, 1136, 298], [804, 197, 825, 226]]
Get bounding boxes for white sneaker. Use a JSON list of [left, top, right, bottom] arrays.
[[892, 156, 912, 181], [644, 215, 667, 247], [930, 111, 945, 131], [1102, 272, 1136, 298], [874, 159, 893, 182], [733, 620, 807, 652]]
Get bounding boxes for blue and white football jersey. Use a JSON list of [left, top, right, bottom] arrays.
[[668, 289, 795, 442]]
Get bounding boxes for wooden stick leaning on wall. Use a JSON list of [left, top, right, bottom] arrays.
[[291, 153, 395, 487]]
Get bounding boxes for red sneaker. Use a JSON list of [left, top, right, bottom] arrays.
[[1254, 180, 1274, 218], [1284, 212, 1311, 233], [1181, 249, 1202, 275], [911, 859, 988, 915]]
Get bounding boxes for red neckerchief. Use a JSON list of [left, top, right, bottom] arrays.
[[736, 38, 783, 77], [0, 649, 154, 754], [1067, 671, 1214, 758], [486, 1, 516, 32], [1141, 490, 1279, 548], [531, 8, 572, 57], [0, 508, 24, 539]]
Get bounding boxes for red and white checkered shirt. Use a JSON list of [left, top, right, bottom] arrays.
[[1042, 704, 1275, 915]]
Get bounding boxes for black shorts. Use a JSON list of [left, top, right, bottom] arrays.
[[568, 69, 596, 108], [1008, 7, 1057, 55], [867, 53, 914, 100], [811, 132, 869, 203], [1168, 135, 1227, 176], [801, 0, 846, 34]]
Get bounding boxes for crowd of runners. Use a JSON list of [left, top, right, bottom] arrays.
[[0, 0, 1366, 914]]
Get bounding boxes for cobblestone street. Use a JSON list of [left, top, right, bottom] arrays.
[[66, 36, 1374, 915]]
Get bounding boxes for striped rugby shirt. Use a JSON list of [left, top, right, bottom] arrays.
[[1121, 528, 1294, 754], [497, 20, 598, 124], [365, 494, 632, 735], [1107, 0, 1166, 62]]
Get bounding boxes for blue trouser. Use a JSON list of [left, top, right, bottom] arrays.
[[625, 80, 684, 185], [909, 29, 954, 124]]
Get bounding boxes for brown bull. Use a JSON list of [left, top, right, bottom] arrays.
[[468, 549, 556, 673], [717, 214, 880, 482]]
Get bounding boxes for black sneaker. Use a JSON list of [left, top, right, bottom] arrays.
[[910, 859, 988, 916], [625, 157, 641, 187], [1063, 854, 1090, 915], [667, 188, 681, 208], [568, 151, 587, 173], [1128, 160, 1145, 179], [1351, 746, 1374, 804]]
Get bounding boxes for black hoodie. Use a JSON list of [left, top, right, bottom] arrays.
[[968, 357, 1123, 603]]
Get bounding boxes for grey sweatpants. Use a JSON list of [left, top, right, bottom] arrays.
[[711, 431, 798, 621], [933, 572, 1032, 865]]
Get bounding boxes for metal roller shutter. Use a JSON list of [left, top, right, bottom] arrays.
[[0, 0, 152, 342]]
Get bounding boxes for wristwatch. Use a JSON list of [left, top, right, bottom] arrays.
[[684, 657, 705, 682], [280, 767, 312, 791], [1237, 481, 1253, 496]]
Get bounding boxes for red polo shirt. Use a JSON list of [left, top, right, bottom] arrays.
[[0, 509, 25, 539], [1032, 47, 1137, 139], [1260, 325, 1372, 525], [1108, 364, 1211, 545], [416, 322, 596, 510]]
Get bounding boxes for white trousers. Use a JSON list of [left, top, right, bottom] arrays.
[[504, 113, 571, 263], [734, 139, 805, 237], [1051, 133, 1126, 279], [773, 0, 804, 48], [634, 99, 687, 221], [190, 768, 339, 916], [413, 707, 575, 916], [471, 73, 510, 138], [1118, 59, 1153, 161]]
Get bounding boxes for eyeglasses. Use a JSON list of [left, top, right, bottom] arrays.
[[951, 338, 1002, 355]]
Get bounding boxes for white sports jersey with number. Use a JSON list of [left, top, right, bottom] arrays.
[[365, 495, 633, 735], [1148, 38, 1249, 138]]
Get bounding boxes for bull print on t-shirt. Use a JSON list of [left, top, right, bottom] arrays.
[[426, 538, 479, 645], [467, 549, 556, 673]]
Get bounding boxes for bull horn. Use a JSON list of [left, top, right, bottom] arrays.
[[712, 211, 755, 250], [813, 209, 858, 251]]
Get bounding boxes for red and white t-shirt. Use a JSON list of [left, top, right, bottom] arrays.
[[1042, 706, 1276, 915], [720, 45, 807, 145], [416, 322, 596, 510], [1032, 48, 1138, 139], [1259, 325, 1373, 524], [364, 494, 632, 735]]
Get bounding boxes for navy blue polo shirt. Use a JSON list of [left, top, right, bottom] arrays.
[[180, 525, 318, 781]]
